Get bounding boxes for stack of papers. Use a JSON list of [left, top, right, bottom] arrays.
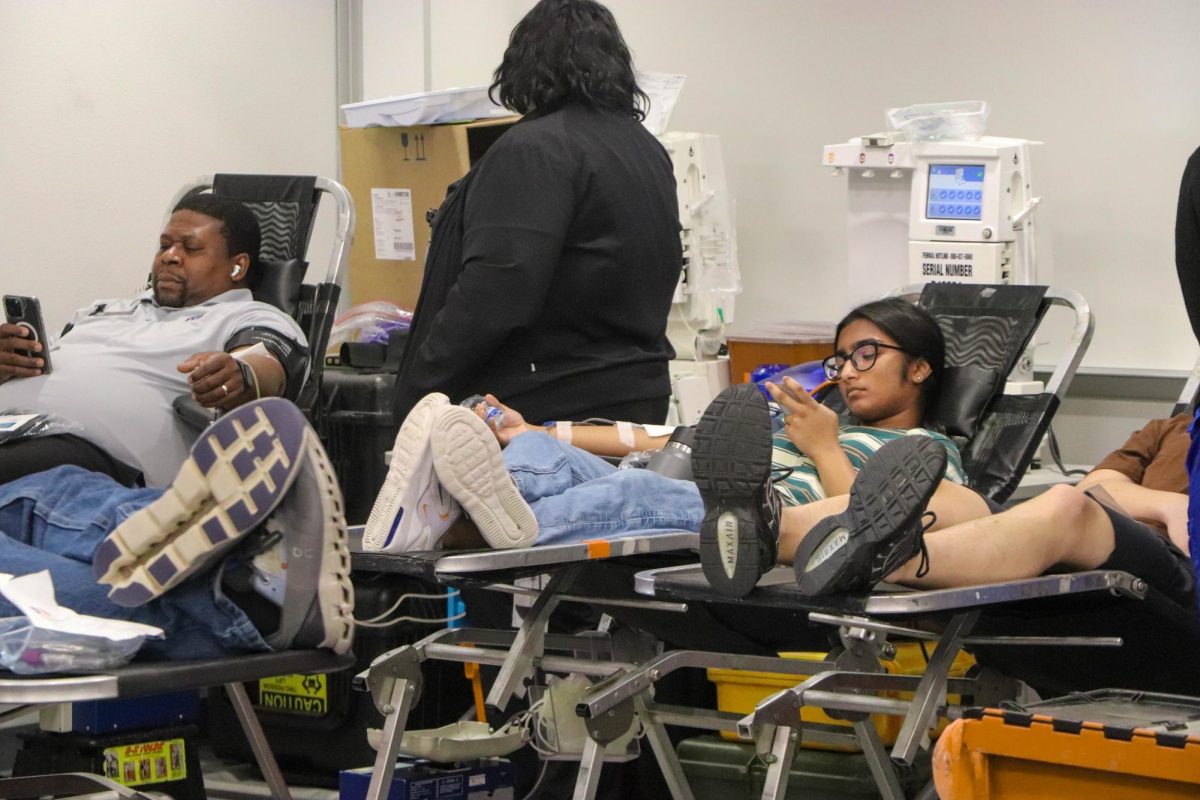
[[341, 70, 687, 133]]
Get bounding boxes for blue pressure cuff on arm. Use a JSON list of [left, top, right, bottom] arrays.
[[224, 327, 309, 400]]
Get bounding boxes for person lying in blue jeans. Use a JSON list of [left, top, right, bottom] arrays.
[[0, 398, 353, 662], [362, 298, 991, 597]]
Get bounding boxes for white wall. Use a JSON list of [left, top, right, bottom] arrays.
[[361, 0, 426, 99], [4, 1, 1197, 461], [400, 0, 1200, 373], [0, 0, 338, 330]]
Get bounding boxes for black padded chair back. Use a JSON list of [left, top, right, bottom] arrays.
[[212, 174, 319, 265], [917, 283, 1054, 503], [919, 283, 1048, 440]]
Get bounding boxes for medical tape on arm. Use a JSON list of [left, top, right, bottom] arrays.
[[554, 421, 573, 445], [232, 343, 268, 399], [616, 421, 636, 449], [224, 327, 309, 399]]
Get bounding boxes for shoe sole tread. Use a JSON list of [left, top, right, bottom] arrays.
[[694, 384, 775, 598], [795, 436, 947, 596], [94, 400, 307, 607], [362, 393, 448, 552], [430, 408, 536, 549]]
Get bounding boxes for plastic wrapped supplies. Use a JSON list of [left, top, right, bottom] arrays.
[[326, 302, 413, 361], [886, 101, 989, 141]]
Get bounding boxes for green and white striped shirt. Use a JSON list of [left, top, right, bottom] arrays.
[[771, 426, 966, 507]]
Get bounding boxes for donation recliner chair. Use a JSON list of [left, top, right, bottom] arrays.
[[353, 283, 1095, 800], [0, 177, 358, 800], [585, 289, 1200, 797], [170, 174, 355, 424]]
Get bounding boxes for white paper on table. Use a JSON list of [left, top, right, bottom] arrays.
[[637, 71, 687, 136], [0, 571, 163, 641], [371, 188, 417, 261]]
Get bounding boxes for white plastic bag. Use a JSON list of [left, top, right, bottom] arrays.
[[886, 101, 989, 141]]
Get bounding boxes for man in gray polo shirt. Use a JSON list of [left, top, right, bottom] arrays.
[[0, 194, 307, 486]]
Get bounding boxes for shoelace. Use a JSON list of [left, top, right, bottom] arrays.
[[769, 465, 796, 483], [912, 510, 938, 579]]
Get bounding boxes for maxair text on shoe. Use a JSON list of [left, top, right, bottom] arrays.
[[806, 527, 850, 572], [718, 512, 740, 579]]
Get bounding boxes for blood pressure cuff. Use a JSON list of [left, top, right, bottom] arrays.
[[224, 327, 309, 401]]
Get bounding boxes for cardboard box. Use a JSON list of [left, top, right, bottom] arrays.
[[338, 118, 518, 308]]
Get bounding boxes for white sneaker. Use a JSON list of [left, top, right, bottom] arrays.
[[430, 405, 537, 549], [362, 393, 461, 552]]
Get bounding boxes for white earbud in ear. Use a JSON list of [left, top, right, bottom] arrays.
[[231, 266, 241, 278]]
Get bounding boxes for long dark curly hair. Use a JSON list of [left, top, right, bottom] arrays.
[[489, 0, 648, 120]]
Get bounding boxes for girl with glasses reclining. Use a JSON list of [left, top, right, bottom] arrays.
[[363, 299, 991, 593]]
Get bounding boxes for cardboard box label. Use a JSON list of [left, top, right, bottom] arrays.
[[371, 188, 417, 261], [102, 738, 186, 787]]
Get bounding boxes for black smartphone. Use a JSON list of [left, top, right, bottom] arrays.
[[3, 294, 52, 374]]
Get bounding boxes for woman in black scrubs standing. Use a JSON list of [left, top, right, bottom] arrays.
[[394, 0, 682, 425]]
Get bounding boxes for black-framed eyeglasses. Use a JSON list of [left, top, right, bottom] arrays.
[[822, 341, 908, 381]]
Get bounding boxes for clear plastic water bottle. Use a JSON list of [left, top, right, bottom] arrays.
[[618, 450, 656, 470], [461, 394, 505, 431]]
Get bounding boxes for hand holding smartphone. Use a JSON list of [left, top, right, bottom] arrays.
[[2, 295, 52, 375]]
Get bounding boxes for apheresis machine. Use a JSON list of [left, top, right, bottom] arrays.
[[823, 102, 1041, 303], [659, 103, 1044, 422], [825, 101, 1046, 391], [659, 132, 741, 424]]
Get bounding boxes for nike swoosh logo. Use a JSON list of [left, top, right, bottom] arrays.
[[381, 508, 404, 549]]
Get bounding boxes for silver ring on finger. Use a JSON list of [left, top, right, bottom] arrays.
[[221, 384, 229, 396]]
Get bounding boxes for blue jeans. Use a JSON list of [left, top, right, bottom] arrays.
[[0, 466, 268, 660], [502, 434, 702, 545]]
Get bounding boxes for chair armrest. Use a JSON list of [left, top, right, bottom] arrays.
[[173, 394, 219, 431]]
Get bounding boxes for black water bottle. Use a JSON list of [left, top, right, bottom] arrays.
[[646, 425, 696, 481]]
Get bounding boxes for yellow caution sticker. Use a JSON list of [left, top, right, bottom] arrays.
[[102, 738, 187, 787], [257, 673, 329, 716]]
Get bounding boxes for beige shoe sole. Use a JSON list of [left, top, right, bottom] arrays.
[[430, 407, 537, 549]]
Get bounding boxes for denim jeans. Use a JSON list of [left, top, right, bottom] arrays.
[[502, 433, 702, 545], [0, 465, 268, 660]]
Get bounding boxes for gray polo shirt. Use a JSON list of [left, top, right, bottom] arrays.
[[0, 289, 306, 486]]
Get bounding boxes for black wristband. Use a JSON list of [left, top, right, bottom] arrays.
[[236, 359, 259, 398]]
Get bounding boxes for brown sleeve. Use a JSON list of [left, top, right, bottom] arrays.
[[1092, 418, 1173, 484]]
